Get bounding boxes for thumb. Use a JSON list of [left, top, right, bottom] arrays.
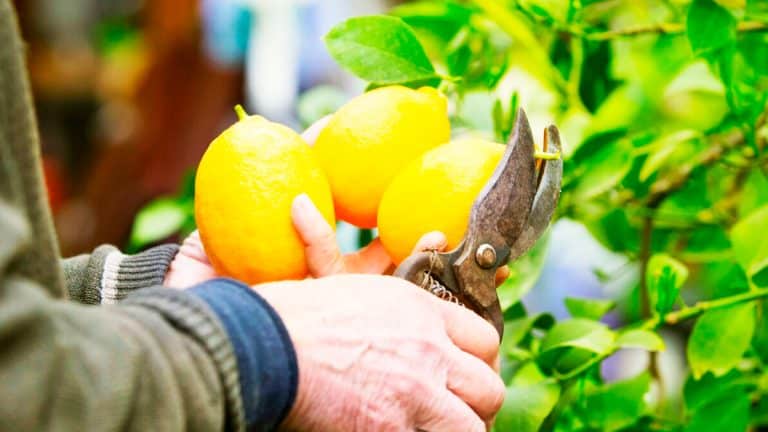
[[412, 231, 448, 254], [291, 194, 345, 277]]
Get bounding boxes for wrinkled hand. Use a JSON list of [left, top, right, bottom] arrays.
[[257, 274, 505, 432]]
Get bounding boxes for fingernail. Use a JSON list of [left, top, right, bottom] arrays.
[[414, 231, 448, 253], [424, 231, 447, 249], [292, 193, 313, 213]]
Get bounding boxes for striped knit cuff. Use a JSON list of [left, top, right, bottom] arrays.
[[122, 287, 245, 432], [189, 279, 299, 430], [100, 244, 179, 304]]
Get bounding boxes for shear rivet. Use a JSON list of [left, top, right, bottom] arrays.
[[475, 244, 497, 269]]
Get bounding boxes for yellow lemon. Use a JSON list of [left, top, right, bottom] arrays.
[[378, 138, 504, 264], [313, 85, 450, 228], [195, 109, 335, 284]]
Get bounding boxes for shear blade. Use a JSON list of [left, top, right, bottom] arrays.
[[464, 108, 538, 251], [508, 125, 563, 261]]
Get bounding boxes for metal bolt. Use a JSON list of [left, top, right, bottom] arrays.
[[475, 244, 497, 269]]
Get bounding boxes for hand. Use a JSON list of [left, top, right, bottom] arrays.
[[257, 274, 506, 431], [292, 193, 511, 284], [163, 230, 218, 288], [161, 212, 452, 288]]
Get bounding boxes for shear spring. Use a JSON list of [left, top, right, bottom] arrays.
[[421, 271, 463, 306]]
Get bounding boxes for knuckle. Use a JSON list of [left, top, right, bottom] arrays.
[[397, 373, 431, 397], [411, 337, 446, 362], [477, 325, 500, 355], [353, 397, 406, 432], [318, 229, 337, 245], [488, 376, 506, 415]]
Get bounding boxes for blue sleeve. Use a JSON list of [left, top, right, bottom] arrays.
[[188, 278, 298, 431]]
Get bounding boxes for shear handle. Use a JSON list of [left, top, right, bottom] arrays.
[[394, 249, 504, 339]]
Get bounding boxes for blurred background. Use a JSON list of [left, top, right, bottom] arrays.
[[14, 0, 391, 256]]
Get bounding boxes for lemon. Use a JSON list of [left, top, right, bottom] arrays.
[[378, 138, 504, 264], [313, 85, 450, 228], [195, 108, 335, 284]]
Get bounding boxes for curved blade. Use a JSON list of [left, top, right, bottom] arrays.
[[463, 108, 538, 255], [450, 109, 537, 313], [508, 125, 563, 261]]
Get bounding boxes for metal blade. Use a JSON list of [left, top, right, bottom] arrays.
[[463, 108, 538, 255], [508, 125, 563, 261]]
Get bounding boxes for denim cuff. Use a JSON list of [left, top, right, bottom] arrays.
[[189, 278, 298, 430]]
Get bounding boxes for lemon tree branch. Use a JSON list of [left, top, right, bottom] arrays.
[[582, 21, 768, 41]]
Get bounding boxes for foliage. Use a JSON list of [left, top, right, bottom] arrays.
[[127, 170, 196, 253], [321, 0, 768, 430]]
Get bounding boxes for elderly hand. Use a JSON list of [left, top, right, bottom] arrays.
[[257, 274, 505, 431]]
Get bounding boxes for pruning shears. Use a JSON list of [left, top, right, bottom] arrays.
[[394, 109, 563, 339]]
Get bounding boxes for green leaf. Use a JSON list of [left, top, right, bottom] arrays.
[[638, 130, 701, 181], [564, 297, 616, 320], [583, 372, 651, 432], [615, 329, 666, 352], [493, 98, 504, 143], [753, 299, 768, 363], [496, 379, 561, 432], [569, 133, 633, 200], [498, 230, 550, 309], [687, 0, 737, 57], [685, 388, 750, 432], [731, 204, 768, 283], [541, 319, 615, 354], [129, 198, 187, 249], [687, 302, 756, 379], [538, 319, 616, 375], [297, 86, 347, 128], [739, 170, 768, 218], [325, 16, 439, 85], [365, 78, 443, 92], [503, 314, 556, 347], [683, 369, 744, 411], [647, 254, 688, 319], [391, 0, 473, 42]]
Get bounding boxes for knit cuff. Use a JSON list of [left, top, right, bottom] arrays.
[[122, 287, 245, 432], [100, 244, 179, 304], [189, 279, 299, 431]]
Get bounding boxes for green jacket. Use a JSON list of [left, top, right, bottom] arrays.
[[0, 2, 247, 430]]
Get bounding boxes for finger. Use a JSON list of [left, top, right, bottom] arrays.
[[415, 390, 485, 432], [412, 231, 448, 254], [436, 301, 500, 365], [300, 115, 332, 146], [495, 266, 510, 287], [179, 230, 212, 264], [446, 347, 505, 420], [343, 238, 393, 274], [291, 193, 345, 277]]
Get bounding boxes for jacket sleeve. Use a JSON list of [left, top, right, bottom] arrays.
[[0, 200, 298, 431], [62, 244, 179, 304]]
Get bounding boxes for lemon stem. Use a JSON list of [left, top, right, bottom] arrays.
[[535, 150, 561, 160], [234, 104, 248, 121]]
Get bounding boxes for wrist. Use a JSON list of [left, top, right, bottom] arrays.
[[189, 279, 299, 429]]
